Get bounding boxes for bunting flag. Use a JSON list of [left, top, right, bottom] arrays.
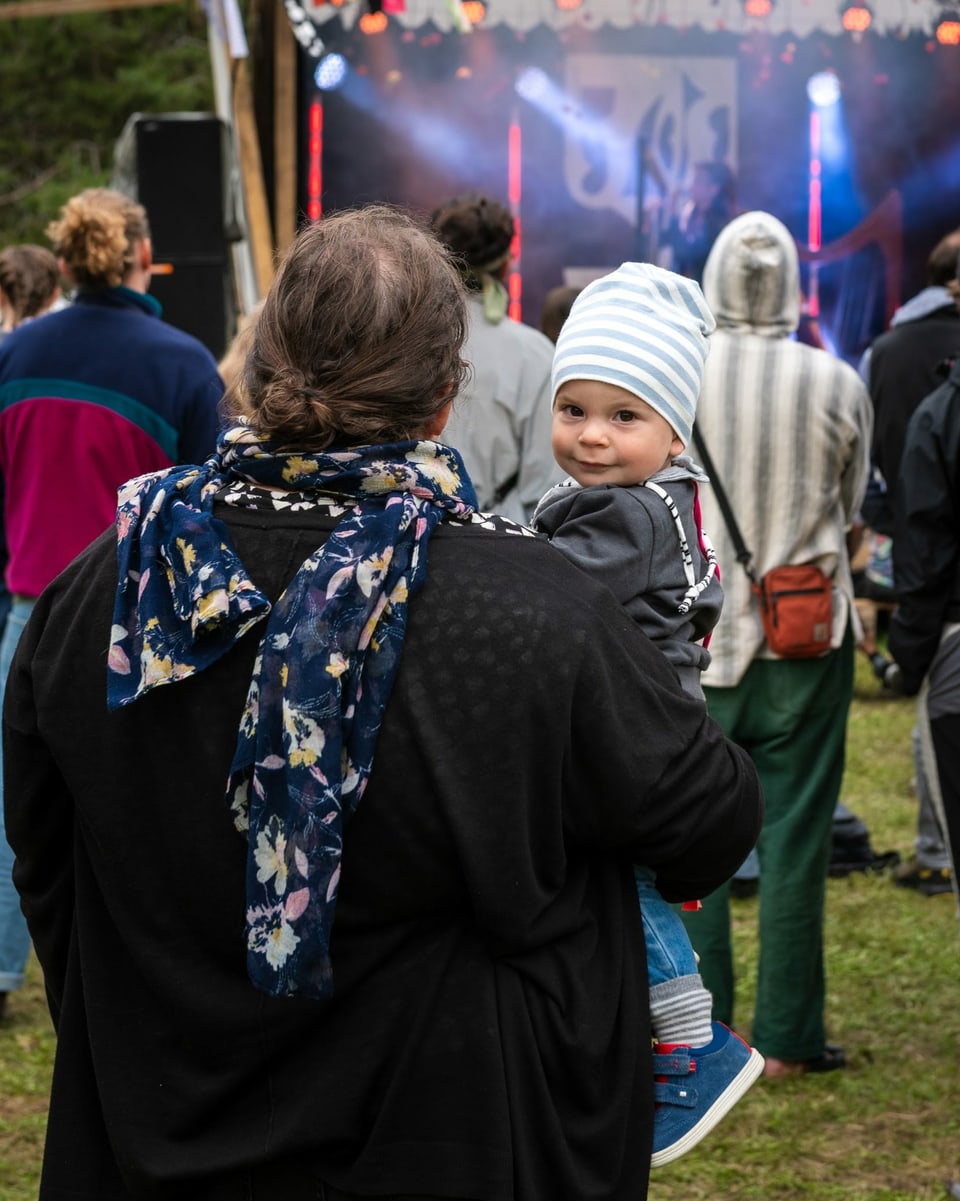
[[291, 1, 944, 38]]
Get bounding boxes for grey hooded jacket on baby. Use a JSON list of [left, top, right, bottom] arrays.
[[534, 454, 723, 697]]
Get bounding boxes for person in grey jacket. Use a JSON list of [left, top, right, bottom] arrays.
[[533, 262, 763, 1169], [535, 451, 720, 700], [430, 194, 562, 524]]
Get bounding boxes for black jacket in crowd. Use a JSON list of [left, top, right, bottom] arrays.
[[3, 501, 762, 1201], [890, 356, 960, 694], [868, 301, 960, 528]]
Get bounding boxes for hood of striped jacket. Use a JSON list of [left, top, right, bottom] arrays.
[[701, 210, 800, 339]]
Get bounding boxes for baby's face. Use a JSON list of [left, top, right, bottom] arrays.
[[551, 379, 684, 488]]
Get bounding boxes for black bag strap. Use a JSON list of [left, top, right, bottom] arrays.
[[691, 424, 758, 584], [492, 468, 520, 508]]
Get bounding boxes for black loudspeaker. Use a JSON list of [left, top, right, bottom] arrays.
[[113, 113, 233, 359]]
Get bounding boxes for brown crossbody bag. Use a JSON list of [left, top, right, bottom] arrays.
[[691, 426, 833, 659]]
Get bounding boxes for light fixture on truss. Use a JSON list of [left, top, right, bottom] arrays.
[[839, 3, 873, 34], [935, 6, 960, 43]]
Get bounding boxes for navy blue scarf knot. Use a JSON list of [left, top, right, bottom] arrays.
[[108, 423, 477, 997]]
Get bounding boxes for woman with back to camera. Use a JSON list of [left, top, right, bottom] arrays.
[[4, 205, 761, 1201], [430, 193, 562, 524], [0, 187, 222, 1024], [0, 245, 63, 667], [0, 244, 63, 341]]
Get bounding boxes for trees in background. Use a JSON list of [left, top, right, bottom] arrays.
[[0, 4, 213, 249]]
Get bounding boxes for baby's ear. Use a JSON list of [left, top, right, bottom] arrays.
[[670, 434, 685, 458]]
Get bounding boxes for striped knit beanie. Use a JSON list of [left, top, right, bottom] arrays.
[[551, 262, 716, 446]]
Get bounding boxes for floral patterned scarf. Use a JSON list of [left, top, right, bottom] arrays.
[[108, 423, 477, 998]]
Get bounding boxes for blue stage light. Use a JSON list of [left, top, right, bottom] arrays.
[[315, 53, 349, 92], [807, 70, 841, 107], [515, 67, 551, 103]]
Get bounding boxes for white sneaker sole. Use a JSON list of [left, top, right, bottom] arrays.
[[651, 1047, 765, 1168]]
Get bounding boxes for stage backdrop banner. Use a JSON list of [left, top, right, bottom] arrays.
[[562, 53, 737, 227], [301, 0, 943, 38]]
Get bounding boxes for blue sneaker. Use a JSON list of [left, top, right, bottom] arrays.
[[651, 1021, 764, 1167]]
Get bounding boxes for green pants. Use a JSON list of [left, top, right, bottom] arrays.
[[681, 630, 854, 1061]]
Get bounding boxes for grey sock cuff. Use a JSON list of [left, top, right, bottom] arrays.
[[649, 974, 714, 1046], [649, 974, 705, 1003]]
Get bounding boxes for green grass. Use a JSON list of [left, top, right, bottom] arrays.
[[1, 653, 957, 1200], [0, 962, 55, 1201], [651, 654, 960, 1201]]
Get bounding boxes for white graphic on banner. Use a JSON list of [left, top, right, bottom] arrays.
[[562, 55, 738, 227]]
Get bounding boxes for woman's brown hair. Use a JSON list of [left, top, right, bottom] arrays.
[[0, 245, 61, 326], [429, 194, 514, 290], [46, 188, 150, 289], [227, 205, 469, 450]]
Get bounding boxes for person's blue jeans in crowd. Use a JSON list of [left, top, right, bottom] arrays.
[[0, 599, 35, 998], [634, 865, 700, 986]]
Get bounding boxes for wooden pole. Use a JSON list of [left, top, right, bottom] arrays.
[[231, 53, 276, 294], [273, 0, 298, 254], [0, 0, 177, 18]]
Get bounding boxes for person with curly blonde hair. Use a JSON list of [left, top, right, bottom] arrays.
[[0, 187, 223, 1021]]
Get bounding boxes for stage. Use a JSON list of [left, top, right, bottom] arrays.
[[260, 1, 960, 360]]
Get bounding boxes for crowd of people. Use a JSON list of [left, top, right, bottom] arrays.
[[0, 188, 223, 1030], [858, 228, 960, 897], [0, 179, 956, 1200]]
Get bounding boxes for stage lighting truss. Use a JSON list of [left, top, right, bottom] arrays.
[[285, 0, 330, 55]]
